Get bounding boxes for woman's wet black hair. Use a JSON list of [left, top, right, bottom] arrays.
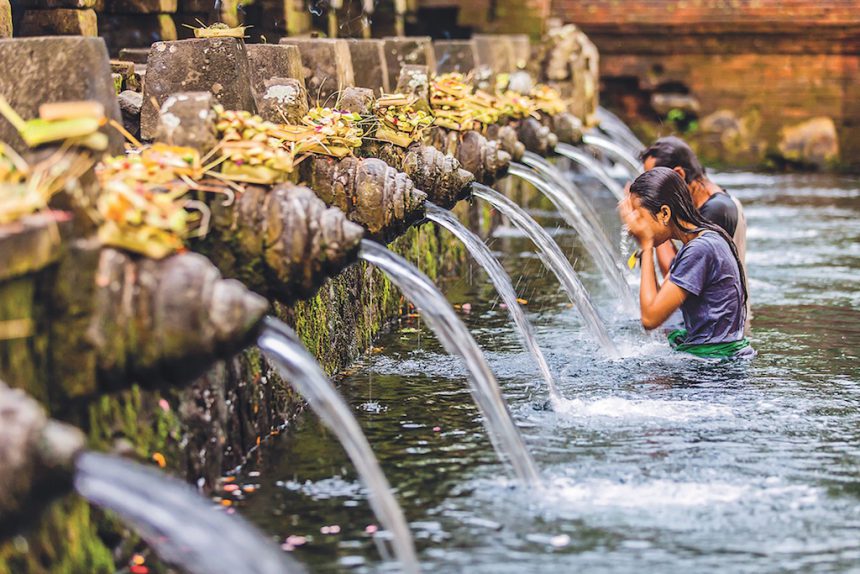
[[639, 136, 705, 185], [629, 167, 748, 304]]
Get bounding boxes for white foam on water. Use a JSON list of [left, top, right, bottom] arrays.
[[538, 476, 819, 513], [550, 396, 734, 425], [551, 478, 748, 508]]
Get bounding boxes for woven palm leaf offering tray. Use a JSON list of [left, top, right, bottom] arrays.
[[92, 145, 213, 259], [184, 20, 251, 39], [530, 84, 568, 117], [372, 93, 434, 147], [429, 73, 502, 130], [0, 98, 113, 235]]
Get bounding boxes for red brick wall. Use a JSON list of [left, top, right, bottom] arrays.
[[551, 0, 860, 168], [552, 0, 860, 26]]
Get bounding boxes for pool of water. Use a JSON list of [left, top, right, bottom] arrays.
[[234, 171, 860, 573]]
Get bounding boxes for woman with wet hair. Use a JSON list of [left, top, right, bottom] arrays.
[[619, 167, 753, 359]]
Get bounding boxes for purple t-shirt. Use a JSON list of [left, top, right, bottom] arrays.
[[669, 231, 745, 345]]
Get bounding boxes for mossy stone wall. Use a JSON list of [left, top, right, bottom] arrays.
[[0, 208, 470, 573]]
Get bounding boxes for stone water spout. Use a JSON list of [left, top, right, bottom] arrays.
[[0, 213, 268, 401], [0, 380, 85, 539], [0, 380, 301, 572], [337, 86, 474, 208], [394, 64, 512, 183], [200, 183, 365, 303], [300, 155, 427, 240]]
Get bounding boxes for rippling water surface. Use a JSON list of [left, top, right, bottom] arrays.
[[236, 171, 860, 573]]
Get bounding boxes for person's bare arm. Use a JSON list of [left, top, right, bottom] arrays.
[[638, 244, 687, 330]]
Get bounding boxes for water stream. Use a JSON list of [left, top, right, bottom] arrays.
[[425, 201, 560, 400], [257, 317, 420, 574], [555, 142, 625, 201], [582, 133, 643, 179], [75, 451, 302, 574], [520, 151, 617, 249], [513, 156, 638, 314], [359, 239, 541, 486], [472, 183, 618, 355], [595, 105, 646, 155]]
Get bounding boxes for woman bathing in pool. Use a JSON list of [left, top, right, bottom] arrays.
[[619, 167, 753, 359]]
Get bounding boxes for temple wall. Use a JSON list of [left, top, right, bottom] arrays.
[[0, 213, 471, 572], [551, 0, 860, 169]]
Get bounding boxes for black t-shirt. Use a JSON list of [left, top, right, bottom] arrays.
[[699, 192, 738, 237]]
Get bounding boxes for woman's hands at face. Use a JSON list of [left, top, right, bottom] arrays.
[[618, 192, 656, 248]]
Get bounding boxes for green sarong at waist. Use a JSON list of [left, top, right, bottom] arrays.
[[668, 329, 751, 359]]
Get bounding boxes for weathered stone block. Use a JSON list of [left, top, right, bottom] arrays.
[[507, 34, 530, 69], [105, 0, 176, 13], [100, 14, 177, 55], [118, 46, 151, 63], [279, 38, 354, 107], [16, 0, 95, 9], [153, 91, 217, 153], [395, 64, 430, 105], [347, 39, 389, 93], [382, 36, 435, 92], [255, 78, 308, 125], [434, 39, 479, 74], [245, 43, 305, 93], [0, 37, 123, 153], [473, 34, 516, 74], [338, 86, 374, 115], [117, 90, 142, 138], [17, 8, 98, 36], [140, 38, 255, 140], [0, 214, 71, 283], [0, 0, 10, 37]]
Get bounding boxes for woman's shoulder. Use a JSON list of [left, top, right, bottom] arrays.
[[677, 231, 726, 258]]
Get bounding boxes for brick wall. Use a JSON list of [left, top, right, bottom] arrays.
[[550, 0, 860, 168]]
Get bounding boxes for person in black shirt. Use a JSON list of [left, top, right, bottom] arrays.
[[638, 136, 750, 332]]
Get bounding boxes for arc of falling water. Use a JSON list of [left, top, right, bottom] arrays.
[[359, 239, 542, 486], [509, 161, 639, 315], [257, 317, 420, 574], [555, 142, 625, 202], [472, 184, 619, 357], [425, 202, 561, 401], [596, 106, 646, 155], [582, 133, 644, 180], [520, 152, 615, 251], [75, 452, 304, 574]]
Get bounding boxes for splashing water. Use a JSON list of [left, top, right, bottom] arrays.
[[359, 239, 541, 486], [257, 318, 420, 574], [75, 452, 303, 574], [513, 157, 638, 314], [582, 133, 643, 179], [555, 142, 626, 202], [425, 201, 561, 400], [472, 184, 618, 356]]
